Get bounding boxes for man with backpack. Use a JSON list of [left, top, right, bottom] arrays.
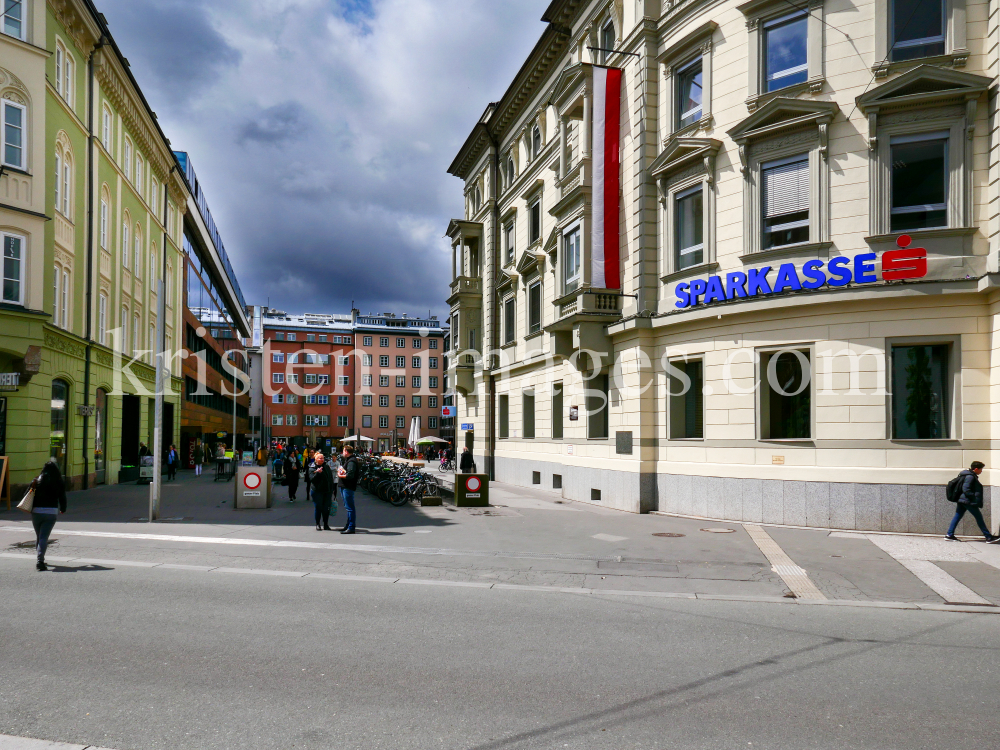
[[945, 461, 998, 542]]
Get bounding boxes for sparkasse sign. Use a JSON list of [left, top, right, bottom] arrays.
[[674, 236, 927, 310]]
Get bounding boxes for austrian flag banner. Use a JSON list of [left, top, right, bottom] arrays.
[[591, 65, 622, 290]]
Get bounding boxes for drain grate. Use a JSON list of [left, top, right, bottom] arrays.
[[652, 532, 685, 538], [700, 528, 736, 534]]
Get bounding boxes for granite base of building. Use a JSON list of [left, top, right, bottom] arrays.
[[491, 456, 993, 536]]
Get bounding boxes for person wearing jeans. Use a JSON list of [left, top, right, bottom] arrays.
[[946, 461, 997, 542], [338, 445, 359, 534], [29, 461, 67, 571], [309, 452, 335, 531]]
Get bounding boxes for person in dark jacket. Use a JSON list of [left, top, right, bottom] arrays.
[[946, 461, 997, 541], [309, 453, 335, 531], [30, 461, 67, 571], [459, 447, 475, 473], [337, 445, 359, 534], [166, 444, 178, 481], [284, 454, 299, 502], [193, 440, 204, 477]]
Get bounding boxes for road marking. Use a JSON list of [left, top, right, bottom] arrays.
[[0, 525, 623, 564], [0, 732, 117, 749], [742, 524, 826, 600], [2, 552, 998, 613], [592, 533, 628, 542], [891, 559, 991, 606]]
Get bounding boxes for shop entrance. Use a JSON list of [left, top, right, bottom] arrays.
[[120, 395, 140, 467]]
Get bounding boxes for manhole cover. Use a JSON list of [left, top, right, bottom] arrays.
[[700, 528, 736, 534], [652, 532, 685, 538]]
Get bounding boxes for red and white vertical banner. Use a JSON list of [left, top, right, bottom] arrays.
[[591, 65, 622, 290]]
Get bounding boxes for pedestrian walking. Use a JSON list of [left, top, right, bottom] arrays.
[[460, 446, 475, 474], [193, 440, 204, 477], [284, 453, 299, 502], [337, 445, 359, 534], [138, 442, 150, 458], [166, 444, 178, 481], [27, 460, 67, 571], [303, 448, 314, 500], [945, 461, 998, 542], [309, 452, 336, 531]]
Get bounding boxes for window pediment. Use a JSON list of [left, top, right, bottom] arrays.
[[515, 248, 543, 276], [856, 65, 990, 114], [728, 98, 838, 175], [542, 226, 560, 256], [497, 270, 516, 294], [551, 62, 591, 114], [650, 137, 721, 182]]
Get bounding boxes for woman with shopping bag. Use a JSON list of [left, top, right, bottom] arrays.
[[19, 460, 67, 571]]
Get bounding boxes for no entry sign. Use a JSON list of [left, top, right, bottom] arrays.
[[243, 472, 262, 490], [465, 476, 481, 492]]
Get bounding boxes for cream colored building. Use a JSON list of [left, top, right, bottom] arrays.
[[446, 0, 1000, 534]]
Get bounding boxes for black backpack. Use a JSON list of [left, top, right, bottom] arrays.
[[946, 473, 965, 503]]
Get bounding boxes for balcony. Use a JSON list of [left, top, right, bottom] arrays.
[[447, 276, 483, 306], [545, 288, 625, 369]]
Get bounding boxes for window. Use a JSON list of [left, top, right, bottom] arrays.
[[3, 1, 25, 40], [429, 376, 438, 388], [120, 306, 128, 352], [134, 228, 142, 277], [2, 100, 26, 169], [121, 219, 130, 269], [760, 349, 811, 439], [429, 396, 438, 408], [429, 357, 438, 369], [503, 297, 515, 344], [411, 356, 421, 369], [412, 396, 421, 408], [307, 334, 315, 342], [527, 282, 541, 335], [506, 156, 516, 186], [362, 415, 372, 428], [319, 335, 327, 342], [315, 374, 328, 385], [362, 395, 372, 407], [364, 336, 373, 346], [332, 335, 341, 343], [563, 228, 581, 292], [305, 374, 318, 385], [273, 352, 285, 363], [338, 376, 349, 386], [600, 19, 615, 62], [414, 376, 424, 389], [380, 376, 390, 387], [135, 157, 143, 195], [338, 396, 348, 406], [287, 333, 296, 341], [529, 199, 541, 243], [675, 185, 704, 269], [287, 415, 298, 426], [100, 198, 108, 248], [669, 360, 704, 439], [396, 376, 405, 387], [2, 232, 25, 304], [890, 344, 950, 438], [396, 395, 405, 408], [54, 149, 72, 216], [55, 42, 75, 106], [362, 374, 373, 387], [102, 106, 112, 150], [272, 414, 284, 426], [552, 381, 563, 439], [504, 221, 515, 265], [396, 356, 406, 368], [98, 293, 107, 344], [289, 374, 298, 384], [61, 269, 70, 329], [338, 356, 349, 366], [762, 154, 809, 249], [379, 415, 389, 428], [891, 0, 945, 61], [890, 133, 947, 231], [412, 338, 421, 349], [380, 337, 389, 347], [275, 332, 285, 341], [380, 355, 389, 367], [676, 58, 703, 129], [272, 394, 284, 404], [429, 339, 437, 350], [343, 337, 351, 345], [764, 12, 808, 92], [523, 391, 535, 438], [428, 417, 438, 429], [286, 394, 298, 404], [49, 379, 69, 476], [337, 416, 349, 428], [362, 354, 372, 366], [123, 139, 131, 179], [379, 395, 389, 407], [587, 374, 610, 439], [391, 416, 403, 429], [532, 126, 542, 158], [397, 337, 405, 348], [273, 373, 284, 383], [499, 395, 509, 439]]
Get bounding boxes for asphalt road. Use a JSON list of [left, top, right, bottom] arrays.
[[3, 558, 999, 750]]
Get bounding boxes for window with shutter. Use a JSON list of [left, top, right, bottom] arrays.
[[762, 154, 809, 249]]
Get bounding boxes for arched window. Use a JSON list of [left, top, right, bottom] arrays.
[[98, 292, 107, 345], [99, 187, 110, 249], [101, 104, 112, 150], [51, 264, 69, 329], [1, 99, 26, 170], [120, 305, 128, 353], [54, 138, 73, 217], [123, 138, 132, 180], [50, 378, 70, 477], [506, 156, 515, 186], [121, 212, 130, 269], [532, 126, 542, 158], [55, 39, 75, 107], [133, 313, 140, 357], [134, 225, 142, 278]]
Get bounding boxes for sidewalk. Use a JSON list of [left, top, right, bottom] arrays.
[[2, 470, 999, 611]]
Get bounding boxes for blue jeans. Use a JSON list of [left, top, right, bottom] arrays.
[[31, 512, 57, 562], [342, 488, 356, 530], [947, 503, 992, 538]]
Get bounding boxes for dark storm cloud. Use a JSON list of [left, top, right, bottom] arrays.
[[92, 0, 546, 317]]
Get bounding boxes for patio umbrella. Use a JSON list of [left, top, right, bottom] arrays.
[[415, 436, 449, 444], [407, 417, 420, 448], [342, 435, 375, 442]]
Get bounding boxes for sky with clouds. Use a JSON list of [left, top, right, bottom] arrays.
[[96, 0, 547, 319]]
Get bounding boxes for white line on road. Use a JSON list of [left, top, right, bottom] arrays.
[[893, 559, 992, 606], [742, 524, 827, 600], [592, 533, 628, 542], [0, 732, 117, 749]]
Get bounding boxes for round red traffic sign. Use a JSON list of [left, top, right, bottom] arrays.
[[465, 476, 481, 492], [243, 472, 262, 490]]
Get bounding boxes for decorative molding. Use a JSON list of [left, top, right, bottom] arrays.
[[47, 0, 100, 56], [45, 329, 86, 359], [94, 349, 114, 368], [747, 129, 817, 160]]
